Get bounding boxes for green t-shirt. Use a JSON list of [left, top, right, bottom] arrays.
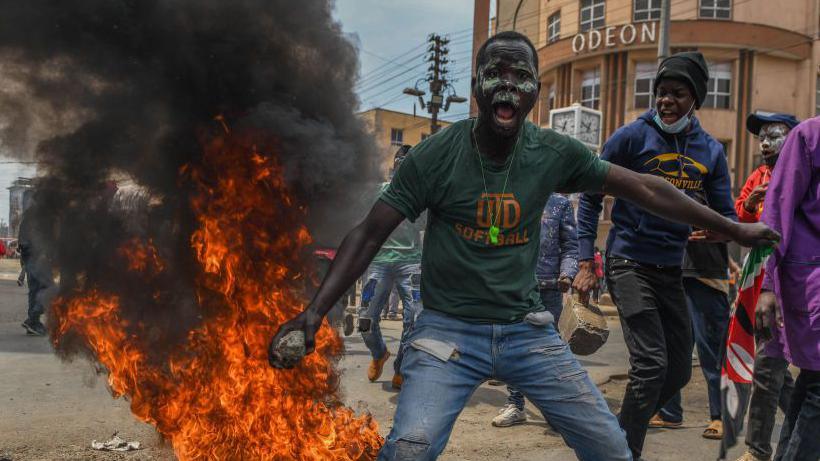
[[380, 119, 610, 323], [373, 182, 423, 264]]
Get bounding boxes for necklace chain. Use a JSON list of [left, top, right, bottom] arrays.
[[471, 120, 520, 234]]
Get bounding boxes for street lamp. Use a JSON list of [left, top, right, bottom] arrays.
[[402, 87, 426, 109], [444, 95, 467, 112]]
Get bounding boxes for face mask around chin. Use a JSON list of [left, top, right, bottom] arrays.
[[652, 103, 695, 134]]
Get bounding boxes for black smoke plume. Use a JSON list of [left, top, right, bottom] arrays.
[[0, 1, 379, 355]]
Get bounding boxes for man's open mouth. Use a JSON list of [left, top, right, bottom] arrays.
[[493, 102, 518, 127], [660, 109, 679, 124]]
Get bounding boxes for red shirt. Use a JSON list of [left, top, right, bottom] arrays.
[[734, 164, 772, 223]]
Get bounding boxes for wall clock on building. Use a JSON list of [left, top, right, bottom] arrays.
[[549, 103, 603, 152]]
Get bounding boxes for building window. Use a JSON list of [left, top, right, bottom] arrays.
[[390, 128, 404, 146], [579, 0, 605, 32], [633, 62, 656, 109], [581, 69, 601, 110], [703, 62, 732, 109], [699, 0, 731, 19], [547, 12, 561, 43], [633, 0, 661, 22], [815, 76, 820, 115]]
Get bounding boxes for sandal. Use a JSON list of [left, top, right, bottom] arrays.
[[648, 413, 683, 428], [703, 419, 723, 440]]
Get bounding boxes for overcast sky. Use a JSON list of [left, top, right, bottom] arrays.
[[0, 1, 483, 229]]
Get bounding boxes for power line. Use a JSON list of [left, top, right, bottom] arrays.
[[356, 51, 428, 89]]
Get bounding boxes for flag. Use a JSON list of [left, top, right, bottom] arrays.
[[719, 246, 773, 460]]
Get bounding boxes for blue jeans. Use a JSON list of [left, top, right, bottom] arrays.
[[26, 267, 53, 323], [378, 309, 631, 461], [508, 288, 563, 410], [358, 262, 421, 374], [658, 278, 730, 422]]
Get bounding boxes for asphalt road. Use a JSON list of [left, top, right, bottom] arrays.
[[0, 264, 773, 460]]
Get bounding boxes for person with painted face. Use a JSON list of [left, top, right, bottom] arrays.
[[733, 112, 800, 461], [270, 35, 777, 461], [735, 113, 800, 223], [575, 51, 739, 459], [357, 145, 423, 390]]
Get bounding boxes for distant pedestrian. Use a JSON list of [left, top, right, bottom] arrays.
[[357, 145, 423, 390], [0, 239, 6, 258], [491, 193, 578, 427], [17, 205, 54, 336]]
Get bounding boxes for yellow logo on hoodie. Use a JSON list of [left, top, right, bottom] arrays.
[[643, 153, 709, 190]]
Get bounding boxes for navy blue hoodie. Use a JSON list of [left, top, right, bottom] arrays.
[[577, 110, 737, 266]]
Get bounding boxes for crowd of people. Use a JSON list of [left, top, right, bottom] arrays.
[[11, 26, 814, 461], [270, 29, 818, 461]]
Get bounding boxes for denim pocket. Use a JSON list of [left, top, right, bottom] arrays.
[[524, 310, 555, 327], [409, 338, 458, 362]]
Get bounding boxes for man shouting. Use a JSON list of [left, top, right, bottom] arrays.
[[270, 32, 778, 461]]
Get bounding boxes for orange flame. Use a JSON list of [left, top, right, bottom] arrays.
[[50, 129, 382, 459]]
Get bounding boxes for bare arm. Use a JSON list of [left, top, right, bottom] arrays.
[[270, 201, 405, 359], [602, 164, 780, 247]]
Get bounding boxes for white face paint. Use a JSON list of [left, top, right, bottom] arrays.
[[759, 123, 788, 157], [758, 123, 789, 167]]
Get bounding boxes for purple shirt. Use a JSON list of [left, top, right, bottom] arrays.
[[761, 116, 820, 370]]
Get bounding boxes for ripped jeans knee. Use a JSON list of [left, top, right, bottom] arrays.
[[379, 434, 433, 461], [358, 317, 373, 333]]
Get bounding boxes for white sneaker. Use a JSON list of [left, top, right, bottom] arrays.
[[491, 404, 526, 427]]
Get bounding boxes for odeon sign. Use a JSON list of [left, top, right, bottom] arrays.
[[571, 22, 657, 53]]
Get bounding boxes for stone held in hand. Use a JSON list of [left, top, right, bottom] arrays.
[[558, 294, 610, 356], [270, 330, 307, 369]]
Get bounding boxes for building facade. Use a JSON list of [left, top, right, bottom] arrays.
[[358, 108, 452, 176], [491, 0, 820, 192]]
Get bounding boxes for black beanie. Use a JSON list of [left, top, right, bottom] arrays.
[[653, 51, 710, 109]]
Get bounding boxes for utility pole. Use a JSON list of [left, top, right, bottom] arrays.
[[428, 34, 446, 134], [404, 34, 466, 134], [657, 0, 671, 63]]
